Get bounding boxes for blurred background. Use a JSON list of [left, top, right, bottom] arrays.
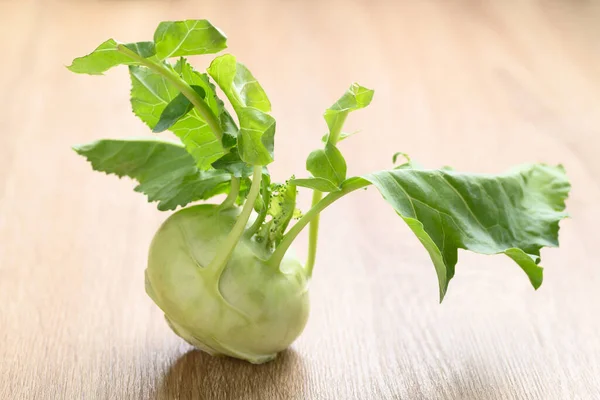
[[1, 0, 599, 399]]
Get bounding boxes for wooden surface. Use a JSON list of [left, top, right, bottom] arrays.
[[1, 0, 600, 399]]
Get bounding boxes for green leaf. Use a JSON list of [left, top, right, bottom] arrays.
[[362, 164, 570, 301], [251, 172, 272, 211], [125, 42, 157, 58], [129, 60, 226, 169], [392, 152, 409, 165], [73, 138, 232, 210], [290, 177, 341, 192], [174, 60, 215, 109], [175, 59, 239, 147], [237, 108, 276, 165], [152, 86, 206, 133], [207, 54, 274, 165], [153, 20, 227, 59], [207, 54, 271, 112], [392, 152, 422, 170], [68, 40, 156, 75], [211, 148, 254, 178], [306, 143, 346, 185], [219, 111, 239, 149], [323, 83, 373, 143]]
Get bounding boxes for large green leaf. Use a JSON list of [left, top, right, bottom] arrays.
[[207, 54, 274, 165], [73, 138, 231, 210], [360, 164, 570, 300], [129, 59, 227, 169], [153, 20, 227, 59], [67, 40, 155, 75]]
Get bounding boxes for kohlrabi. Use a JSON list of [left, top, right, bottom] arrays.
[[69, 19, 571, 364]]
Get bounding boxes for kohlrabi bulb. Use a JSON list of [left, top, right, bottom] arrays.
[[145, 204, 310, 364]]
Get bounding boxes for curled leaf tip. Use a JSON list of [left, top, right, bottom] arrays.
[[392, 152, 411, 165]]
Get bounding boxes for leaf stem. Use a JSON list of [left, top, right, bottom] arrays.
[[116, 45, 223, 141], [219, 177, 241, 209], [305, 190, 323, 276], [245, 179, 269, 238], [300, 115, 348, 275], [328, 113, 348, 145], [208, 166, 263, 273], [267, 178, 369, 273]]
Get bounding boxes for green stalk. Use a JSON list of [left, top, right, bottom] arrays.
[[208, 166, 263, 273], [328, 114, 347, 145], [268, 178, 369, 273], [245, 179, 269, 239], [219, 177, 241, 209], [299, 113, 348, 275], [116, 45, 223, 141], [304, 190, 323, 275]]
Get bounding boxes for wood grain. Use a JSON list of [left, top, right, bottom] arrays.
[[1, 0, 599, 399]]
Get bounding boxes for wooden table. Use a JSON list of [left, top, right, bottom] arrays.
[[2, 0, 599, 398]]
